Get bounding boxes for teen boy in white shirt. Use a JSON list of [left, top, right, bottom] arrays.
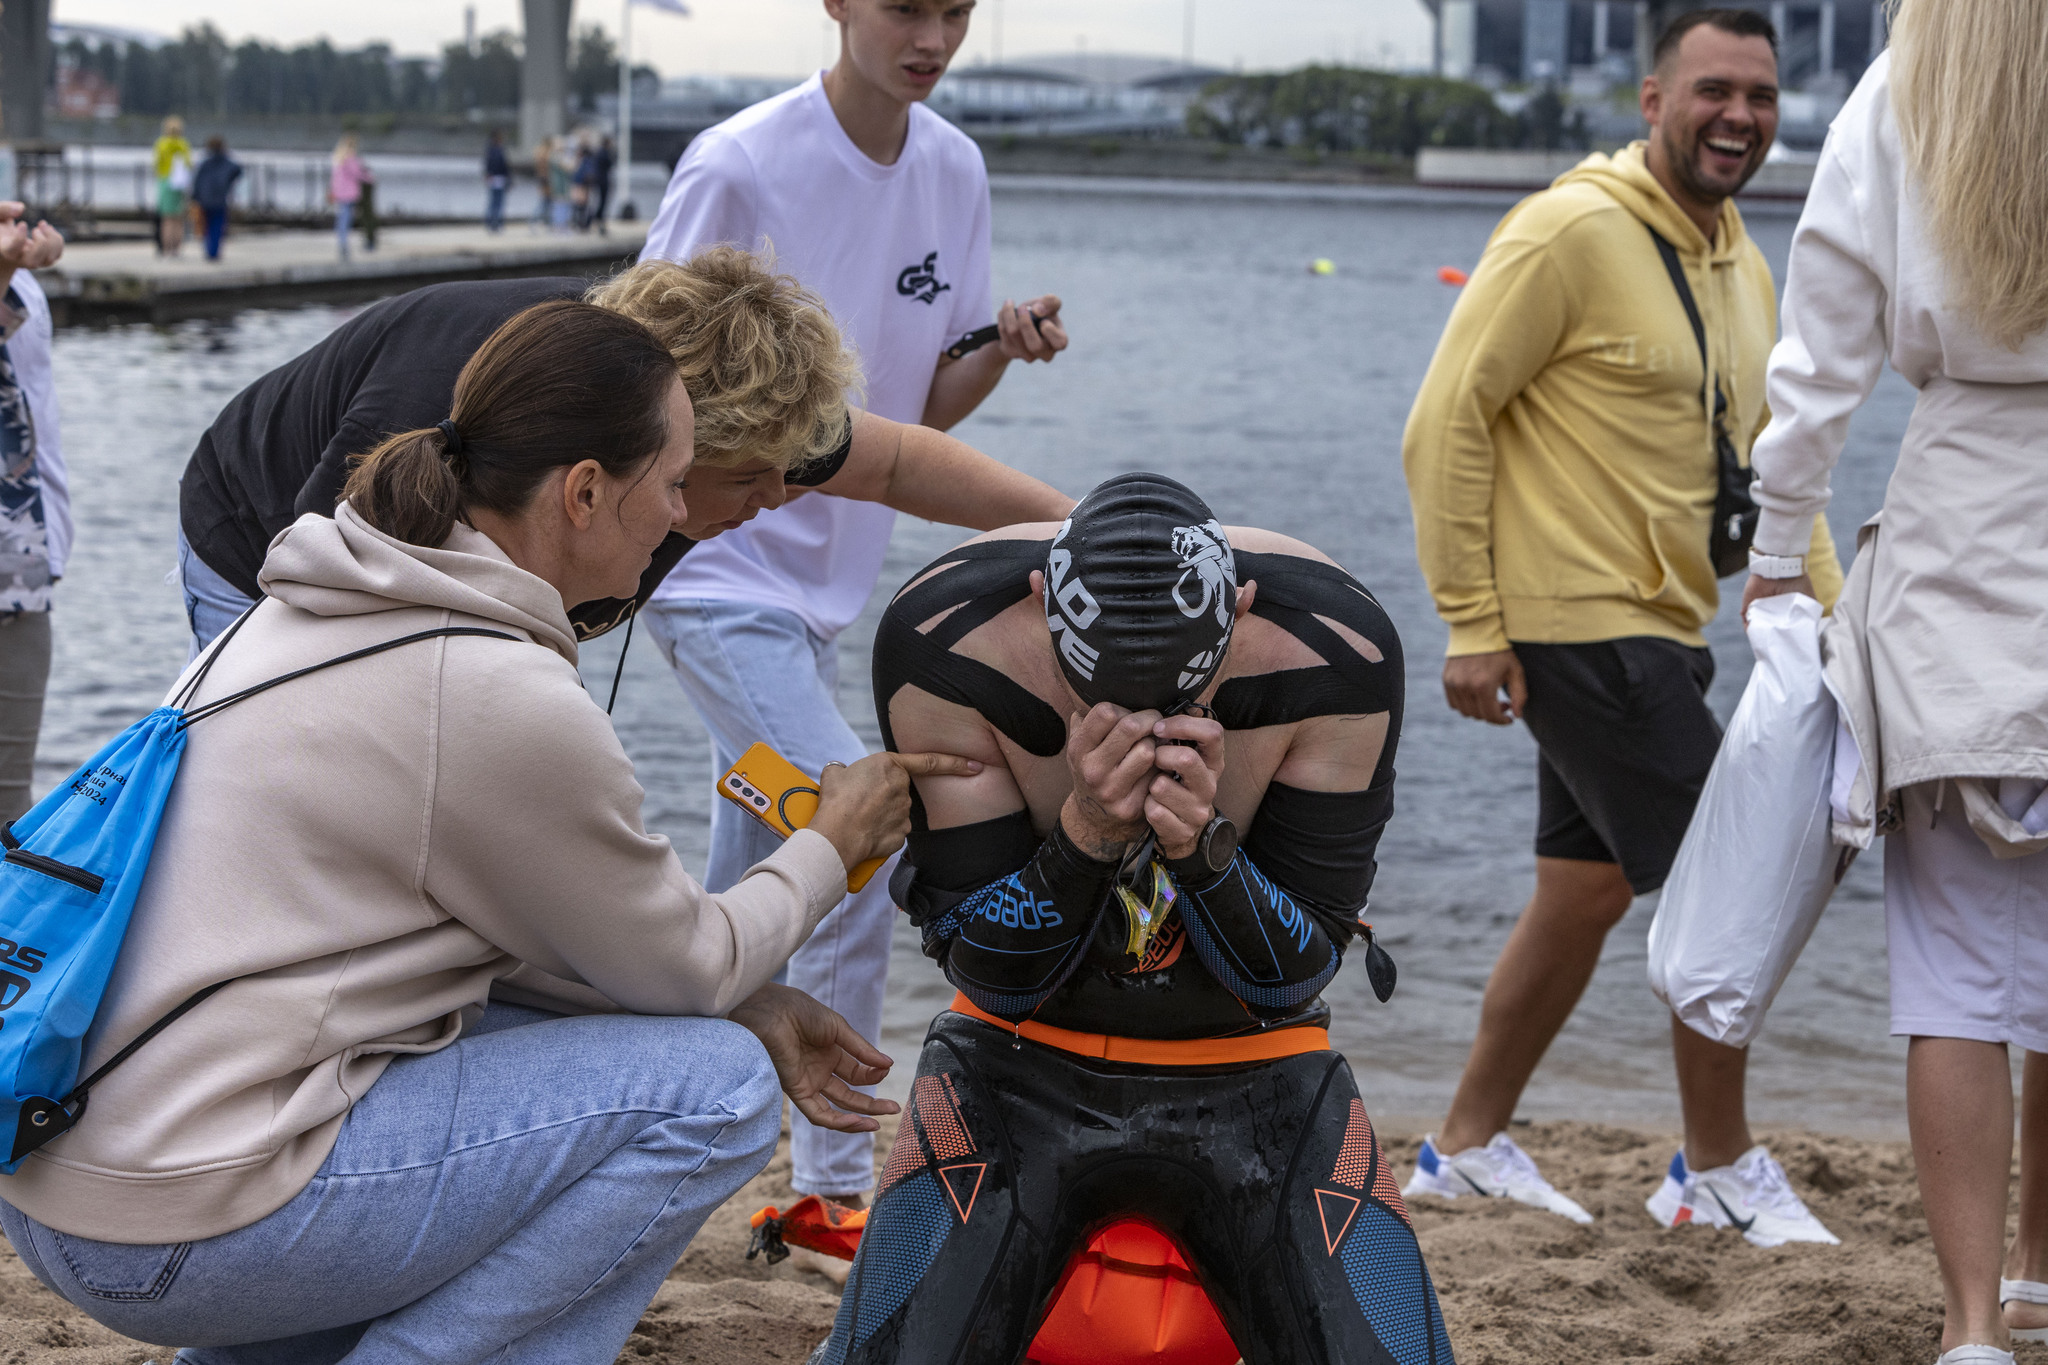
[[638, 0, 1068, 1270]]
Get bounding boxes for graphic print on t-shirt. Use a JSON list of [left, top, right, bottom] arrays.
[[896, 251, 952, 305]]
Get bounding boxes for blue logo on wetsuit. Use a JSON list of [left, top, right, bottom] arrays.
[[973, 877, 1063, 931]]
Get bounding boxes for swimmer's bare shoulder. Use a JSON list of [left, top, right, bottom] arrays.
[[954, 521, 1341, 568]]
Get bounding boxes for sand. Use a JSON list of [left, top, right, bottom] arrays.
[[0, 1120, 1981, 1364]]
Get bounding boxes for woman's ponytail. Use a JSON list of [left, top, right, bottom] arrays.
[[338, 300, 676, 548], [344, 425, 465, 547]]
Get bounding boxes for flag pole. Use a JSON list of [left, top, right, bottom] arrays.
[[617, 0, 635, 219]]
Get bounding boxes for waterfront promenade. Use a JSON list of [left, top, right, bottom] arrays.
[[33, 223, 647, 325]]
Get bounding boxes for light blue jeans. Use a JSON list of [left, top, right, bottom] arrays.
[[177, 529, 257, 659], [334, 201, 355, 258], [643, 599, 897, 1197], [0, 1003, 781, 1364]]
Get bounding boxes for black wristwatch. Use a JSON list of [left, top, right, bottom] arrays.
[[1193, 814, 1238, 873]]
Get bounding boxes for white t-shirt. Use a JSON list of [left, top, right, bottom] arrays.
[[639, 74, 994, 638]]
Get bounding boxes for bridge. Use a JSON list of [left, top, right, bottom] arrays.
[[0, 0, 580, 151]]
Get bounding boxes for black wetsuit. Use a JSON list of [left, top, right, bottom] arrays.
[[817, 536, 1453, 1365]]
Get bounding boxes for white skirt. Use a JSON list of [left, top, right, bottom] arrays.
[[1888, 781, 2048, 1050]]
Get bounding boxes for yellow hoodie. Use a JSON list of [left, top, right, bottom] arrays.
[[1402, 143, 1840, 656]]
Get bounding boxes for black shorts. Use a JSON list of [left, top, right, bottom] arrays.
[[1513, 637, 1720, 895]]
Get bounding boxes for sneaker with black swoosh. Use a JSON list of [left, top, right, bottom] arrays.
[[1402, 1132, 1593, 1224], [1645, 1144, 1840, 1248]]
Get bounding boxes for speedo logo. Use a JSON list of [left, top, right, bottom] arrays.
[[973, 884, 1062, 931], [1044, 521, 1101, 681]]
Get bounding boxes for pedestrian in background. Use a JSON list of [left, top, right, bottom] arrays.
[[637, 0, 1068, 1285], [0, 205, 67, 825], [1744, 1, 2048, 1358], [593, 134, 616, 231], [483, 130, 510, 233], [572, 138, 598, 232], [191, 136, 242, 263], [329, 135, 372, 262], [151, 115, 192, 258], [549, 139, 575, 233], [1400, 8, 1843, 1242], [531, 136, 556, 232]]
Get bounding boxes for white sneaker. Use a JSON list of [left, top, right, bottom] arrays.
[[1646, 1145, 1840, 1249], [1402, 1132, 1593, 1225], [1933, 1348, 2015, 1365]]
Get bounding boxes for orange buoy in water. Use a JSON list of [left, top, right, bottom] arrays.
[[1026, 1219, 1238, 1365], [1437, 266, 1470, 286]]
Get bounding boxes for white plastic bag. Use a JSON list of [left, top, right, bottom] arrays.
[[1647, 594, 1848, 1048]]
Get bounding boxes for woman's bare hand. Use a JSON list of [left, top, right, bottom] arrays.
[[1739, 571, 1817, 627], [726, 983, 898, 1133], [808, 751, 982, 873]]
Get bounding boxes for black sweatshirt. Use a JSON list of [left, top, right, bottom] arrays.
[[177, 276, 849, 640]]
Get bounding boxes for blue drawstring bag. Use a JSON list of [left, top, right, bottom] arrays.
[[0, 611, 514, 1171]]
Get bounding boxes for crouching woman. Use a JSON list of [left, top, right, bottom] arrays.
[[0, 300, 971, 1362]]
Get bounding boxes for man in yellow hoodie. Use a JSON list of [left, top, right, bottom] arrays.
[[1400, 9, 1843, 1245]]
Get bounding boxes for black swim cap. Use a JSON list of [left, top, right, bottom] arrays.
[[1043, 472, 1239, 714]]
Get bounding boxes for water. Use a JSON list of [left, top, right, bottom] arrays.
[[33, 184, 1917, 1136]]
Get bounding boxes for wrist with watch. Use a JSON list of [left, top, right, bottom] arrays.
[[1170, 813, 1237, 874], [1747, 548, 1807, 580]]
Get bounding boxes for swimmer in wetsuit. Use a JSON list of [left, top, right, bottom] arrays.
[[816, 473, 1453, 1365]]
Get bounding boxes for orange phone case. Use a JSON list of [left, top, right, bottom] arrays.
[[717, 742, 885, 893]]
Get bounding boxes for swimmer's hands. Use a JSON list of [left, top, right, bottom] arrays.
[[727, 983, 899, 1134], [809, 751, 983, 875], [1443, 649, 1526, 726], [1060, 702, 1162, 860], [997, 295, 1067, 363], [1146, 714, 1226, 861]]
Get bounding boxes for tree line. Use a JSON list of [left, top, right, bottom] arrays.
[[1188, 66, 1588, 155], [58, 24, 649, 119]]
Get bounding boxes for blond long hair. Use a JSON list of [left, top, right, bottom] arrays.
[[1889, 0, 2048, 349]]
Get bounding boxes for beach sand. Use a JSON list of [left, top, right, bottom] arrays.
[[0, 1120, 1968, 1364]]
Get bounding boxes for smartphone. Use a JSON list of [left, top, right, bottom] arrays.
[[717, 742, 885, 893]]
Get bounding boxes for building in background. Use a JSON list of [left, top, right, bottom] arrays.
[[1425, 1, 1883, 95]]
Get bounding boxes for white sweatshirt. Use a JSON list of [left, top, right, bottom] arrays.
[[1754, 51, 2048, 856], [1749, 50, 2048, 556]]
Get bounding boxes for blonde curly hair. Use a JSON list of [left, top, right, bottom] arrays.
[[586, 247, 861, 471]]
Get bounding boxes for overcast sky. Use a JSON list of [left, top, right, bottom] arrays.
[[52, 1, 1437, 76]]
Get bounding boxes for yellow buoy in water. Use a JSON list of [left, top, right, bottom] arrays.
[[1310, 258, 1336, 276]]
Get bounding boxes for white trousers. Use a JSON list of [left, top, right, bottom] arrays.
[[643, 598, 897, 1196]]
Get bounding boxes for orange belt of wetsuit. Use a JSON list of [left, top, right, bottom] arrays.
[[948, 992, 1330, 1067]]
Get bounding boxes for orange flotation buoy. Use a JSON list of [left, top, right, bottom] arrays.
[[747, 1194, 867, 1264], [1025, 1219, 1238, 1365], [748, 1203, 1237, 1365], [1437, 266, 1470, 286]]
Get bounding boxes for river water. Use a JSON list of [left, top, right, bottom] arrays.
[[32, 183, 1917, 1136]]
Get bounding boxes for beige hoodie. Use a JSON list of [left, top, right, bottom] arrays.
[[0, 505, 848, 1243]]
